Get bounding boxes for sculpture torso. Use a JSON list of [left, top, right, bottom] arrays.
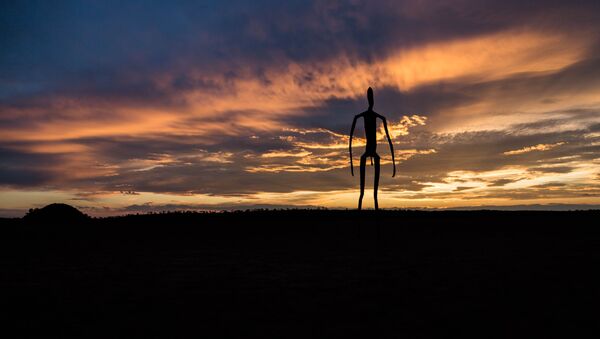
[[363, 110, 378, 156]]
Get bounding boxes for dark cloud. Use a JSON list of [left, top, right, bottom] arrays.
[[528, 166, 575, 174], [0, 167, 53, 187], [0, 147, 61, 186], [3, 0, 600, 103], [382, 180, 432, 192], [532, 182, 567, 188], [488, 178, 520, 187], [454, 186, 476, 191]]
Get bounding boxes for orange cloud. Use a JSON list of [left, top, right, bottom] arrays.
[[503, 142, 566, 155], [1, 27, 593, 146]]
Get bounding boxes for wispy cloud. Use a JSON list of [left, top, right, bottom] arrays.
[[503, 142, 566, 155]]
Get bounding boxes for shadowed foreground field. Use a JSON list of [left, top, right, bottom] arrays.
[[2, 209, 600, 337]]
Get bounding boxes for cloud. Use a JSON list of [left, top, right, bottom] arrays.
[[488, 178, 521, 187], [528, 166, 575, 174], [503, 142, 566, 155]]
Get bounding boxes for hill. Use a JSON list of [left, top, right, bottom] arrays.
[[23, 203, 90, 224]]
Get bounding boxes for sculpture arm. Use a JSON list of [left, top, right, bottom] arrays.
[[382, 117, 396, 177], [349, 115, 359, 176]]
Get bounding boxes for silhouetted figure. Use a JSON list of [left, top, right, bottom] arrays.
[[349, 87, 396, 210]]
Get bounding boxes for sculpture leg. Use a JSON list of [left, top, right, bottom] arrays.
[[358, 154, 367, 210], [374, 154, 380, 210]]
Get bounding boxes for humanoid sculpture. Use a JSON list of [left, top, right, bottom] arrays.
[[349, 87, 396, 210]]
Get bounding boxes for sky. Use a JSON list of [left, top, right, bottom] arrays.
[[1, 0, 600, 216]]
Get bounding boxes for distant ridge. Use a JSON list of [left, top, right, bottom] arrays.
[[443, 204, 600, 211], [1, 203, 599, 219]]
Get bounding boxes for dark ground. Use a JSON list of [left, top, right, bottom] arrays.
[[2, 209, 600, 338]]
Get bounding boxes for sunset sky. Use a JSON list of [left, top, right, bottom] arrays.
[[1, 0, 600, 216]]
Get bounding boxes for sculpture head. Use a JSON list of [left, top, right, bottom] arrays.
[[367, 87, 374, 109]]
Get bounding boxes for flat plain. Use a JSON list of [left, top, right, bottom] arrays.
[[2, 209, 600, 338]]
